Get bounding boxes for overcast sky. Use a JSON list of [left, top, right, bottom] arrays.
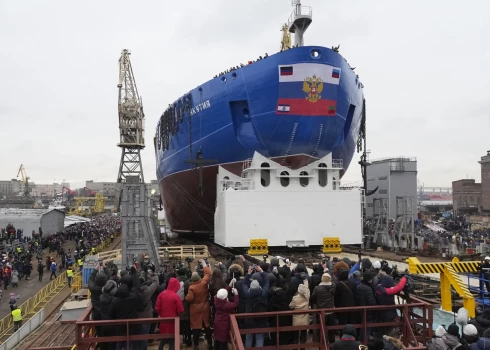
[[1, 0, 489, 189]]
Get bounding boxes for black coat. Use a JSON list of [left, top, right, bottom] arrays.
[[87, 268, 110, 320], [311, 283, 335, 309], [332, 338, 362, 350], [356, 280, 377, 321], [108, 273, 142, 335], [309, 272, 323, 297], [469, 315, 490, 336]]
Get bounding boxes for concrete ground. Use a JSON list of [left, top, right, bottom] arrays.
[[0, 239, 82, 320]]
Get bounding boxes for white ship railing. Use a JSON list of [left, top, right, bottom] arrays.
[[287, 6, 313, 29], [332, 159, 343, 169]]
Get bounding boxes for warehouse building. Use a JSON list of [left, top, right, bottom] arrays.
[[0, 208, 65, 237]]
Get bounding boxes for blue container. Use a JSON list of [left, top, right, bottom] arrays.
[[83, 267, 95, 287]]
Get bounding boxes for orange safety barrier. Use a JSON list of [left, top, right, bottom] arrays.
[[229, 296, 433, 350]]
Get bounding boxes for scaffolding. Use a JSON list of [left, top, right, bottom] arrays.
[[393, 196, 416, 251], [367, 198, 389, 249]]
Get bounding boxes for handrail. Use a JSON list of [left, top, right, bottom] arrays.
[[229, 296, 432, 350], [73, 306, 180, 350], [0, 233, 119, 341]]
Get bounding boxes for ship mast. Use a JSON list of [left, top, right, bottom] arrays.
[[287, 0, 313, 47]]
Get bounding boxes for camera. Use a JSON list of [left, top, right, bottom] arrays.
[[185, 257, 193, 264], [262, 254, 268, 262]]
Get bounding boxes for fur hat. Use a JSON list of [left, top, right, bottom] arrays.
[[190, 272, 201, 283], [435, 326, 446, 337], [321, 273, 332, 284], [250, 280, 261, 291], [102, 280, 117, 296], [216, 288, 228, 300], [463, 324, 478, 337]]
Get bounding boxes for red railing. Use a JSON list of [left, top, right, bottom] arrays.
[[230, 296, 433, 350], [73, 306, 180, 350], [33, 296, 431, 350]]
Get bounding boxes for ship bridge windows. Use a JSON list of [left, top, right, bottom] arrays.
[[260, 163, 270, 187], [280, 171, 290, 187], [300, 171, 309, 187], [318, 163, 327, 187]]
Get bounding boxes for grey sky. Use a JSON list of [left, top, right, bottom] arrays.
[[1, 0, 489, 189]]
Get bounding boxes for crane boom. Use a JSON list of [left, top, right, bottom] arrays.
[[16, 164, 30, 197], [117, 49, 145, 149]]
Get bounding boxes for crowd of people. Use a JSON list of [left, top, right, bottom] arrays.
[[0, 215, 120, 330], [87, 252, 419, 350], [213, 53, 269, 79]]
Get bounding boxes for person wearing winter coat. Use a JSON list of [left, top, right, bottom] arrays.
[[11, 270, 19, 287], [309, 264, 324, 297], [185, 259, 212, 350], [241, 265, 270, 348], [213, 288, 240, 350], [268, 276, 292, 346], [383, 330, 407, 350], [88, 265, 111, 321], [470, 328, 490, 350], [469, 309, 490, 336], [136, 271, 159, 350], [356, 271, 377, 341], [99, 280, 118, 350], [289, 279, 310, 346], [428, 324, 463, 350], [332, 324, 361, 350], [287, 264, 309, 303], [176, 268, 192, 347], [155, 277, 184, 350], [462, 324, 479, 348], [375, 274, 407, 328], [335, 270, 357, 326], [311, 273, 336, 344], [108, 267, 143, 350]]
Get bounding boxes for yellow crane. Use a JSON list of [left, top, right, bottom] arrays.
[[16, 164, 30, 197]]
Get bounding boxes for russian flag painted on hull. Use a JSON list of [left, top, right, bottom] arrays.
[[276, 63, 341, 116]]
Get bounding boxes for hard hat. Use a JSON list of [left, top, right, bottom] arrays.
[[485, 257, 490, 261]]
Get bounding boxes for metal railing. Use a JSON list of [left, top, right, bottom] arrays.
[[230, 296, 432, 350], [287, 5, 313, 28], [219, 179, 255, 191], [332, 159, 343, 169], [0, 233, 119, 342], [71, 306, 180, 350]]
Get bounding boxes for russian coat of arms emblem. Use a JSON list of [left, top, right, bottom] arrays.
[[302, 75, 324, 103]]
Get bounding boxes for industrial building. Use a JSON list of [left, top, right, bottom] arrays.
[[0, 208, 65, 237], [30, 182, 70, 198], [0, 179, 30, 198], [452, 179, 481, 215], [479, 151, 490, 214], [365, 157, 418, 221]]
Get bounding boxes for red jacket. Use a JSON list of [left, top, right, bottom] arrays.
[[155, 278, 184, 334], [213, 293, 239, 342]]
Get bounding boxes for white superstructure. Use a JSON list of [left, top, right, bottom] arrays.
[[214, 152, 363, 247]]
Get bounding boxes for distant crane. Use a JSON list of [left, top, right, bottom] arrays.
[[115, 49, 145, 211], [84, 187, 97, 196], [62, 186, 76, 201], [16, 164, 30, 197]]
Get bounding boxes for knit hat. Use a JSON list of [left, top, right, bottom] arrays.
[[102, 280, 117, 296], [463, 324, 478, 337], [342, 257, 352, 266], [216, 289, 228, 300], [361, 258, 372, 269], [373, 261, 381, 269], [448, 324, 460, 337], [353, 270, 361, 280], [343, 324, 357, 337], [190, 272, 201, 282], [120, 270, 128, 278], [321, 273, 332, 284], [435, 325, 447, 337], [250, 280, 261, 291]]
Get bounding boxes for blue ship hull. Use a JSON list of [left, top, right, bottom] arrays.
[[155, 46, 364, 233]]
